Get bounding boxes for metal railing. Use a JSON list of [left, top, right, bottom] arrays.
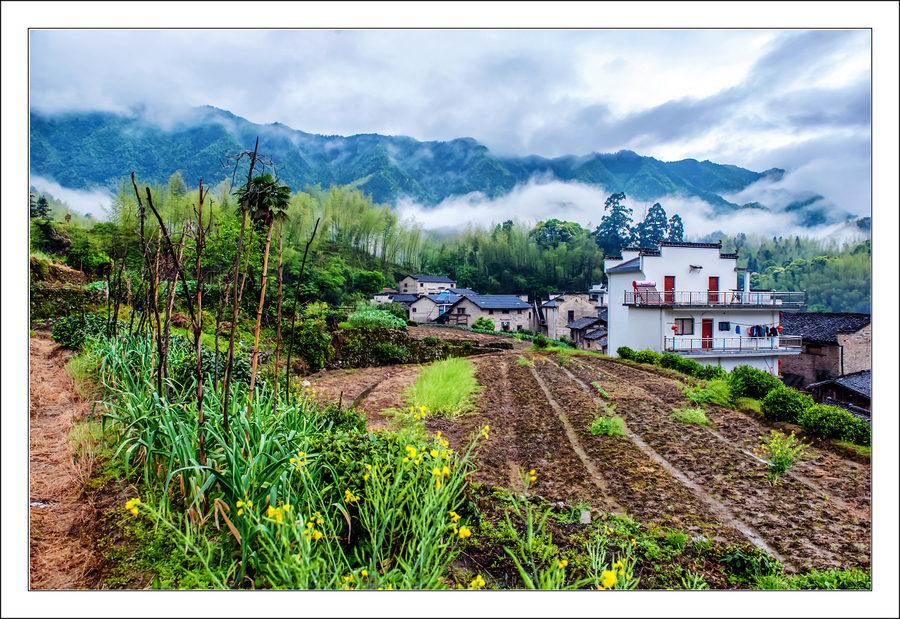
[[625, 289, 806, 307], [664, 335, 802, 353]]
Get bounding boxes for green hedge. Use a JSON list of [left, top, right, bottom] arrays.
[[761, 385, 814, 423], [632, 349, 660, 365], [798, 404, 871, 446], [728, 364, 782, 400]]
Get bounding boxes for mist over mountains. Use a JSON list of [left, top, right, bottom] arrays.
[[30, 105, 856, 232]]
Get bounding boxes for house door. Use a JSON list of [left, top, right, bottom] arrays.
[[664, 276, 675, 304], [708, 277, 719, 304], [701, 319, 713, 349]]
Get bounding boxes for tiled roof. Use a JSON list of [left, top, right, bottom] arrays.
[[598, 307, 608, 323], [463, 295, 532, 309], [449, 288, 476, 295], [566, 317, 601, 330], [605, 256, 642, 274], [823, 398, 871, 425], [584, 327, 608, 340], [779, 312, 870, 344], [389, 294, 419, 303], [658, 241, 722, 249], [425, 294, 462, 305], [407, 274, 456, 283], [808, 369, 871, 400]]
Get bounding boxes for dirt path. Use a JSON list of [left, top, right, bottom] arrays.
[[29, 335, 101, 590]]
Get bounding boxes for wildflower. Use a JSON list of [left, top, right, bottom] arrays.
[[421, 406, 428, 413], [405, 446, 417, 458], [442, 466, 450, 476], [558, 560, 568, 569], [312, 531, 323, 540], [469, 574, 486, 589], [432, 467, 441, 476], [361, 569, 368, 577], [601, 570, 616, 589], [267, 505, 276, 518], [403, 457, 410, 463], [275, 508, 284, 523], [458, 526, 472, 539], [125, 497, 141, 514], [436, 479, 442, 489], [430, 449, 438, 458], [283, 504, 291, 512], [449, 511, 461, 523]]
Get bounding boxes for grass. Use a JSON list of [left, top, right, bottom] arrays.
[[734, 397, 761, 414], [403, 357, 484, 418], [833, 440, 871, 458], [590, 415, 627, 436], [683, 379, 733, 408], [516, 356, 534, 367], [755, 567, 870, 590], [670, 407, 712, 427]]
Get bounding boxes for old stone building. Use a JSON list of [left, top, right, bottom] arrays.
[[437, 295, 533, 331], [536, 293, 598, 340], [779, 313, 871, 388], [397, 274, 457, 295]]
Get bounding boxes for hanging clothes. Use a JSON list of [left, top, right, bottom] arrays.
[[735, 325, 741, 335]]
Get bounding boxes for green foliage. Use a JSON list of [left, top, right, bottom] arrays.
[[754, 430, 807, 482], [632, 349, 660, 365], [616, 346, 635, 360], [675, 357, 703, 376], [291, 317, 334, 372], [422, 336, 441, 346], [728, 365, 781, 400], [670, 407, 711, 426], [590, 415, 627, 436], [378, 302, 409, 322], [760, 385, 814, 423], [471, 316, 495, 331], [704, 544, 783, 582], [683, 380, 732, 408], [51, 313, 109, 350], [557, 334, 575, 348], [403, 357, 483, 419], [694, 364, 728, 381], [373, 342, 411, 365], [348, 303, 408, 329], [755, 567, 871, 590], [659, 352, 681, 370], [172, 346, 253, 389], [531, 334, 550, 349], [797, 404, 870, 446]]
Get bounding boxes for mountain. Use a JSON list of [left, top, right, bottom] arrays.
[[30, 106, 848, 225]]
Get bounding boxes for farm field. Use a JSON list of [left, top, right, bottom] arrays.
[[309, 349, 871, 576]]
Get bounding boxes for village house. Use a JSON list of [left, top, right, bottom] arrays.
[[778, 312, 871, 388], [807, 369, 871, 412], [604, 241, 806, 374], [535, 293, 598, 340], [408, 293, 462, 323], [397, 274, 457, 295], [566, 307, 608, 353], [372, 287, 399, 304], [437, 295, 533, 331], [448, 288, 477, 296]]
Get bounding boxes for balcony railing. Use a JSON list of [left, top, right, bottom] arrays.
[[665, 335, 802, 354], [624, 289, 806, 308]]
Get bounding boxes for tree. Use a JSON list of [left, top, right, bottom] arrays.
[[529, 219, 585, 248], [634, 202, 669, 246], [592, 192, 632, 256], [31, 195, 51, 220], [667, 214, 684, 242]]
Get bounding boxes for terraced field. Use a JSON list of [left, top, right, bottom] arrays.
[[309, 349, 871, 575]]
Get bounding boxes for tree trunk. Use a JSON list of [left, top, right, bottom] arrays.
[[273, 218, 284, 415], [245, 217, 275, 426]]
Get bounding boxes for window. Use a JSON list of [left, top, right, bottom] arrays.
[[457, 308, 465, 314], [568, 310, 575, 322], [420, 283, 424, 288], [502, 309, 509, 314], [489, 309, 494, 315], [675, 318, 694, 335], [517, 309, 522, 315]]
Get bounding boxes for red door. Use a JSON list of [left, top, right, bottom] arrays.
[[664, 276, 675, 304], [701, 319, 713, 349], [708, 277, 719, 304]]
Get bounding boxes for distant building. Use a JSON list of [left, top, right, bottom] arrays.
[[373, 287, 399, 304], [398, 274, 457, 295], [808, 369, 870, 412], [448, 288, 477, 296], [778, 313, 871, 388], [409, 293, 462, 323], [438, 295, 533, 331], [536, 293, 598, 340], [566, 311, 608, 353], [604, 242, 806, 374]]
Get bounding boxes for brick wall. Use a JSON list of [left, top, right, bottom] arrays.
[[837, 323, 871, 375], [779, 343, 841, 388]]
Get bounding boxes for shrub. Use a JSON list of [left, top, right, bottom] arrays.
[[348, 304, 408, 329], [518, 328, 535, 336], [694, 364, 728, 381], [556, 350, 572, 366], [761, 385, 814, 423], [632, 349, 660, 365], [659, 352, 681, 370], [797, 404, 871, 446], [471, 316, 495, 331], [590, 416, 626, 436], [616, 346, 635, 360], [406, 320, 418, 327], [374, 342, 411, 365], [754, 430, 807, 482], [51, 313, 109, 350], [422, 336, 440, 346], [379, 301, 409, 321], [675, 356, 703, 376], [683, 379, 732, 408], [532, 334, 549, 349], [558, 334, 575, 348], [671, 407, 711, 426], [729, 365, 781, 400]]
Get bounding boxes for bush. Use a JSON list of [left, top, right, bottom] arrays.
[[616, 346, 635, 360], [374, 342, 411, 365], [471, 316, 495, 331], [761, 385, 814, 423], [378, 301, 408, 321], [532, 334, 549, 349], [684, 379, 732, 408], [797, 404, 871, 446], [558, 334, 575, 348], [632, 349, 660, 365], [518, 328, 535, 336], [659, 352, 681, 369], [406, 320, 418, 327], [348, 304, 408, 330], [695, 364, 728, 381], [729, 365, 782, 400], [51, 313, 109, 350], [422, 336, 440, 346], [675, 356, 703, 376]]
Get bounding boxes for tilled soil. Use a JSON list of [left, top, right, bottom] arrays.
[[311, 349, 872, 574]]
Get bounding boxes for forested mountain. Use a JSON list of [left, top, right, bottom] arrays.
[[30, 106, 848, 226]]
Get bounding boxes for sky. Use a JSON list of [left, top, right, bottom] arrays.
[[22, 12, 884, 238], [4, 5, 900, 617]]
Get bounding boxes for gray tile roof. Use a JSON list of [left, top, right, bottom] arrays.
[[464, 295, 532, 309], [779, 312, 870, 344], [390, 294, 419, 303], [567, 317, 601, 330], [605, 256, 642, 274], [808, 369, 871, 400], [425, 294, 462, 305], [449, 288, 476, 295], [598, 307, 608, 323], [584, 327, 608, 341], [407, 274, 456, 283]]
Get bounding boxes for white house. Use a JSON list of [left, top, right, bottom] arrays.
[[604, 241, 805, 374], [398, 274, 457, 295]]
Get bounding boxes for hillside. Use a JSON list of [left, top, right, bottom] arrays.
[[29, 106, 848, 227]]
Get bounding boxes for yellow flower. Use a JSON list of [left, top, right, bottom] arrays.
[[601, 570, 616, 589], [403, 457, 410, 463], [275, 508, 284, 523], [317, 517, 323, 524], [365, 464, 372, 470], [469, 574, 486, 589], [558, 560, 568, 569], [530, 475, 536, 482], [312, 531, 323, 540], [432, 467, 441, 476], [283, 504, 291, 512], [529, 469, 536, 476], [247, 500, 253, 508], [421, 406, 427, 413], [458, 526, 471, 539], [449, 511, 461, 523], [409, 406, 415, 413], [361, 569, 368, 577], [267, 505, 276, 518], [436, 479, 442, 489], [130, 508, 138, 515], [237, 509, 243, 516], [430, 449, 438, 458], [236, 500, 244, 507], [442, 466, 450, 476]]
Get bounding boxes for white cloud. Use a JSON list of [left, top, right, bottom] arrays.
[[29, 175, 112, 218]]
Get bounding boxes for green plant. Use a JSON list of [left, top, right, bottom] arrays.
[[422, 336, 440, 346], [761, 385, 814, 423], [683, 379, 732, 408], [679, 570, 710, 589], [755, 567, 871, 590], [797, 404, 870, 446], [615, 346, 634, 360], [347, 303, 408, 329], [632, 349, 659, 365], [51, 313, 110, 350], [556, 350, 572, 366], [591, 382, 609, 398], [403, 357, 483, 419], [590, 415, 626, 437], [694, 364, 728, 381], [754, 430, 807, 482], [374, 342, 411, 365], [532, 334, 549, 349], [659, 352, 681, 369], [471, 316, 495, 331], [516, 356, 535, 367], [675, 356, 703, 376], [728, 364, 781, 400], [734, 397, 761, 414], [670, 407, 711, 426]]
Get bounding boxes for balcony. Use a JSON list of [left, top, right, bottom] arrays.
[[624, 289, 806, 308], [664, 335, 802, 355]]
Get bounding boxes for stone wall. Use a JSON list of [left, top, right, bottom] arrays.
[[779, 344, 841, 388], [837, 324, 871, 375]]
